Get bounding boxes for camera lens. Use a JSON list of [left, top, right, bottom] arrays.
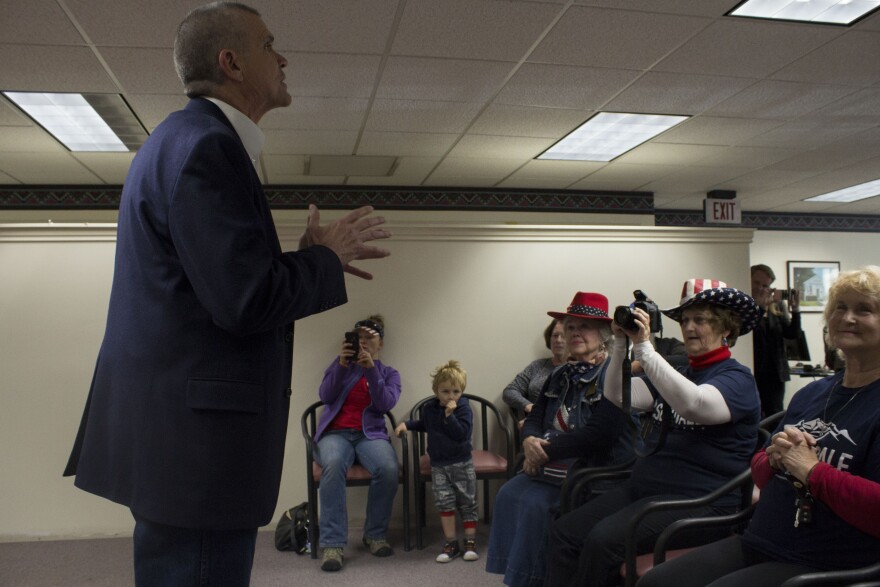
[[614, 306, 637, 330]]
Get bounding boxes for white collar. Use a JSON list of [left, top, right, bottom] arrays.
[[204, 97, 265, 169]]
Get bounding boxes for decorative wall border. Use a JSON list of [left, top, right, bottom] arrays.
[[0, 185, 653, 214], [2, 186, 878, 232], [656, 209, 880, 233]]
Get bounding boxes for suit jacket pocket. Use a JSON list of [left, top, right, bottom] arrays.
[[186, 378, 265, 414]]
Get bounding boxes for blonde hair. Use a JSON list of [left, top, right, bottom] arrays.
[[823, 266, 880, 325], [431, 360, 467, 393]]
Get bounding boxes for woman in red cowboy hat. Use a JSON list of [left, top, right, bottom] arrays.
[[546, 279, 762, 587], [487, 292, 635, 587]]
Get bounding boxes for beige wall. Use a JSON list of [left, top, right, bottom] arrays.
[[0, 212, 758, 541]]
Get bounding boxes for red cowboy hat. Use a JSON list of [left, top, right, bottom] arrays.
[[548, 292, 611, 322]]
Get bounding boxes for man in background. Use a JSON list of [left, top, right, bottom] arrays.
[[64, 2, 390, 585], [751, 264, 801, 417]]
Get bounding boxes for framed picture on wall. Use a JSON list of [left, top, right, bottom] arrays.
[[787, 261, 840, 313]]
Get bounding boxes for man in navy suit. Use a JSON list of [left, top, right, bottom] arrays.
[[63, 2, 390, 585]]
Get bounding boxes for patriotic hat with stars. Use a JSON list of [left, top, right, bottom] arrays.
[[548, 292, 612, 322], [661, 278, 762, 335]]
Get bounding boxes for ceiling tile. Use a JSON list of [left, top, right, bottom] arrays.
[[365, 99, 483, 134], [100, 47, 180, 94], [351, 156, 440, 185], [376, 57, 516, 102], [569, 162, 677, 191], [617, 143, 730, 166], [773, 31, 880, 86], [263, 129, 358, 155], [603, 72, 753, 115], [656, 19, 840, 78], [0, 152, 101, 183], [495, 63, 641, 110], [529, 6, 711, 69], [448, 135, 554, 159], [273, 0, 399, 54], [392, 0, 562, 60], [656, 116, 784, 145], [357, 132, 458, 157], [125, 94, 189, 130], [288, 54, 382, 99], [469, 104, 591, 138], [706, 80, 860, 119], [262, 154, 307, 178], [0, 126, 65, 153], [1, 0, 83, 45], [262, 97, 369, 131], [0, 45, 118, 92], [72, 152, 135, 184]]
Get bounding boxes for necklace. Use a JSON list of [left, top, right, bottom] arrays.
[[822, 379, 869, 425]]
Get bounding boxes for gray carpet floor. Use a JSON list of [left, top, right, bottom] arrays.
[[0, 523, 499, 586]]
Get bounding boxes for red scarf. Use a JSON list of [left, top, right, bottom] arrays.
[[688, 346, 731, 370]]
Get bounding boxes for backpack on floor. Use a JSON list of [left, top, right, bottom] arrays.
[[274, 502, 310, 554]]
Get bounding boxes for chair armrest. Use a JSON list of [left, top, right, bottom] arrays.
[[622, 467, 753, 586], [559, 459, 634, 514], [652, 503, 757, 565], [300, 401, 324, 464], [780, 561, 880, 587]]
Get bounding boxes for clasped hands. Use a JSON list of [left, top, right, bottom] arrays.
[[521, 435, 551, 477], [766, 425, 820, 485], [298, 204, 392, 280]]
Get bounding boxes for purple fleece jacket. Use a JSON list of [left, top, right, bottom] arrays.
[[314, 357, 401, 441]]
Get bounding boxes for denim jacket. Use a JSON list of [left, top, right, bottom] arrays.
[[523, 360, 608, 440]]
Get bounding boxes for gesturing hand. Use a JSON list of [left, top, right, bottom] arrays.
[[298, 204, 392, 280]]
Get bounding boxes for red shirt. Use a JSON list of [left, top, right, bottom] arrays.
[[328, 376, 370, 431]]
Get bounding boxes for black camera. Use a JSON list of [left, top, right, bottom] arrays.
[[613, 290, 662, 334], [773, 288, 794, 302]]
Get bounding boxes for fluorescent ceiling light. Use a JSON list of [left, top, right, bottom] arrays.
[[804, 179, 880, 203], [728, 0, 880, 26], [2, 92, 147, 152], [537, 112, 689, 162]]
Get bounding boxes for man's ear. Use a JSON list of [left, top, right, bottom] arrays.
[[218, 49, 243, 81]]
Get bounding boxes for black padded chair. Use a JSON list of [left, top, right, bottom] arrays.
[[300, 400, 410, 558], [617, 410, 786, 586], [407, 393, 514, 549], [650, 479, 880, 587]]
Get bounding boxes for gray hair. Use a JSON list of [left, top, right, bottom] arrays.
[[173, 2, 260, 97], [562, 316, 613, 350]]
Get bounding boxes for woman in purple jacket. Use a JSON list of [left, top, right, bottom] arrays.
[[314, 315, 401, 572]]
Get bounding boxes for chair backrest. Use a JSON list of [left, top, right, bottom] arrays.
[[409, 393, 514, 476]]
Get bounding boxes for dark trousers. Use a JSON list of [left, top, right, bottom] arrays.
[[132, 511, 258, 587], [546, 484, 731, 587], [637, 535, 819, 587], [757, 376, 786, 419]]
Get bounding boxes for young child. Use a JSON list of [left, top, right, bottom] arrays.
[[395, 360, 479, 562]]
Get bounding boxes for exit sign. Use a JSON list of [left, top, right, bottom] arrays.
[[704, 198, 741, 225]]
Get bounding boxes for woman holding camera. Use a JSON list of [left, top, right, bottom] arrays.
[[313, 315, 401, 572], [546, 279, 762, 587], [487, 292, 633, 587], [638, 267, 880, 586]]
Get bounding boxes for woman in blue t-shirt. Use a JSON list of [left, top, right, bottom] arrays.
[[638, 267, 880, 587], [546, 279, 762, 587]]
